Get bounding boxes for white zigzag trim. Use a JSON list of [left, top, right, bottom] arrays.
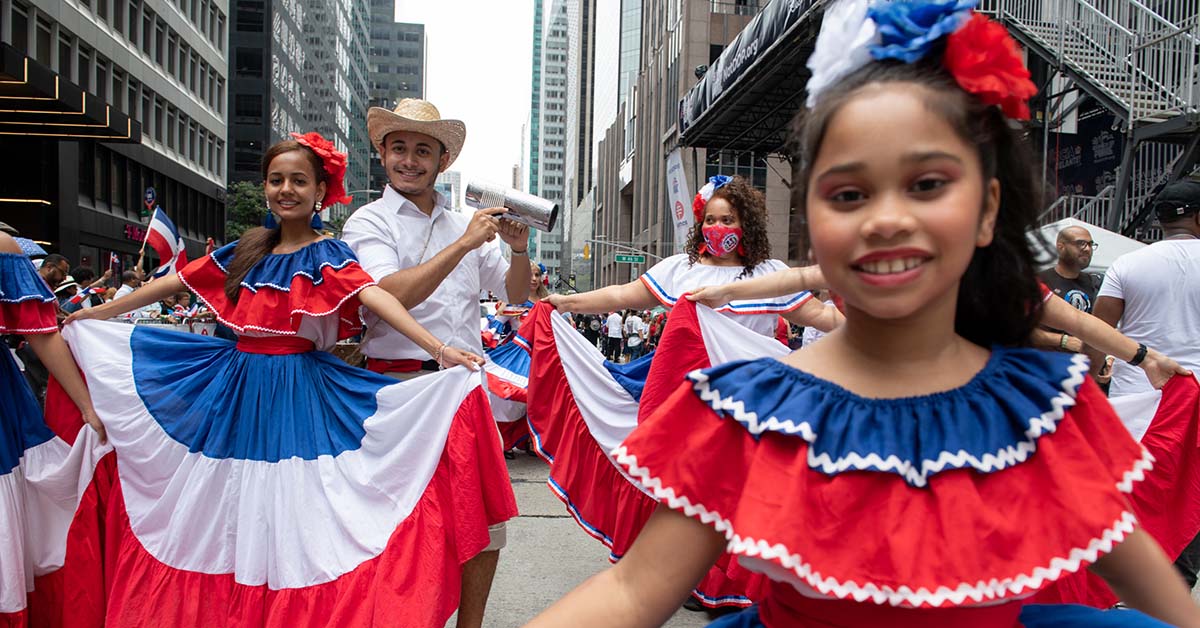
[[241, 258, 357, 293], [613, 445, 1149, 608], [178, 272, 375, 336], [686, 353, 1092, 487], [1117, 447, 1156, 493]]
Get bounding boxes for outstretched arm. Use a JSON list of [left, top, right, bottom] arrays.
[[544, 279, 659, 314], [689, 265, 826, 308], [783, 297, 843, 333], [1090, 528, 1200, 627], [1042, 295, 1190, 389], [357, 286, 483, 370], [64, 274, 185, 324], [24, 333, 106, 443], [525, 505, 726, 627]]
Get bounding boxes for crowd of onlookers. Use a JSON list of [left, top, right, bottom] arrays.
[[573, 309, 666, 363]]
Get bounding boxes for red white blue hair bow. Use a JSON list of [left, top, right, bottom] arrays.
[[692, 175, 732, 223], [805, 0, 1037, 119]]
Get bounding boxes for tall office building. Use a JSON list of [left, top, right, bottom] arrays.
[[301, 0, 369, 222], [434, 170, 462, 211], [229, 0, 309, 182], [526, 0, 543, 196], [0, 0, 227, 267], [533, 0, 567, 272], [368, 10, 424, 193], [617, 0, 640, 108], [595, 0, 781, 288]]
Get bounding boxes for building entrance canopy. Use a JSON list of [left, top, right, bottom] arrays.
[[0, 43, 140, 142], [678, 0, 825, 156]]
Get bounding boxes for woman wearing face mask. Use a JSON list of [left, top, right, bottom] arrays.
[[547, 175, 839, 337], [535, 176, 842, 613]]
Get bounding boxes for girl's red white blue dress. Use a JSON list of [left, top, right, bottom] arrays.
[[616, 348, 1170, 627], [58, 239, 518, 627]]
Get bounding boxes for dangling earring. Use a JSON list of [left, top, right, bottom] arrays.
[[310, 201, 323, 230], [309, 200, 324, 229], [263, 212, 278, 229]]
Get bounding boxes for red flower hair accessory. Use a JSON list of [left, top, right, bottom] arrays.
[[290, 132, 354, 207], [942, 13, 1038, 120]]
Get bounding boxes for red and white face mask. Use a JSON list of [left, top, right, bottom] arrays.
[[701, 224, 744, 257]]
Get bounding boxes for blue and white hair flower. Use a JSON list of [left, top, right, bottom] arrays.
[[805, 0, 983, 108], [693, 175, 732, 221], [869, 0, 976, 63]]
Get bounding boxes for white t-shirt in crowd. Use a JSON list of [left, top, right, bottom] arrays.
[[606, 312, 624, 338], [1097, 238, 1200, 396], [624, 315, 644, 346], [114, 284, 136, 300], [639, 254, 812, 337]]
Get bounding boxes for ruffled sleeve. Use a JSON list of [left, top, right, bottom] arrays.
[[614, 351, 1152, 608], [177, 239, 376, 340], [0, 252, 58, 334], [638, 254, 690, 306]]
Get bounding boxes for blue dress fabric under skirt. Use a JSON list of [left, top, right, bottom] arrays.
[[704, 604, 1173, 627]]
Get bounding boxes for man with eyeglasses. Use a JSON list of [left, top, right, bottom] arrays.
[[1039, 225, 1102, 313], [1034, 225, 1103, 354]]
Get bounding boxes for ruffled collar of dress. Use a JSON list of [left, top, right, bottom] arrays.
[[688, 347, 1091, 488], [0, 252, 55, 303], [211, 238, 359, 293]]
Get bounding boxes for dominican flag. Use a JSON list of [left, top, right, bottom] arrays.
[[67, 286, 103, 305], [146, 208, 188, 278], [109, 252, 120, 269], [8, 320, 517, 627]]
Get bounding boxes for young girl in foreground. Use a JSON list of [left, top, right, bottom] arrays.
[[526, 1, 1200, 626]]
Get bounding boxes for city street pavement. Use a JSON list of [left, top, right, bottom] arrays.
[[447, 454, 711, 628]]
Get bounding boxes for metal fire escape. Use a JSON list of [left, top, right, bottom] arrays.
[[981, 0, 1200, 238]]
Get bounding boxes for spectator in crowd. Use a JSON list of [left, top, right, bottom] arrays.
[[114, 269, 142, 299], [1033, 225, 1103, 354], [62, 267, 113, 313], [54, 276, 80, 311], [37, 253, 70, 290], [580, 314, 602, 349], [605, 310, 624, 361], [624, 309, 646, 361]]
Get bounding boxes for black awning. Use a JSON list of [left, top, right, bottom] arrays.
[[678, 0, 825, 155], [0, 43, 140, 142]]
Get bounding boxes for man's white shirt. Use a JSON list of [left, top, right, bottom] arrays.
[[606, 312, 624, 338], [342, 186, 510, 359]]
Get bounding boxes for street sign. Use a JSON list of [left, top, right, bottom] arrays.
[[614, 254, 646, 264]]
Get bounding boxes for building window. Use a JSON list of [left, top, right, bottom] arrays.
[[11, 4, 28, 53], [57, 37, 72, 78], [96, 58, 109, 103], [142, 11, 153, 54], [111, 69, 125, 110], [34, 17, 51, 66], [114, 0, 125, 35], [167, 33, 177, 76], [235, 94, 262, 121], [77, 47, 93, 91], [155, 20, 165, 65], [236, 0, 263, 32], [127, 79, 140, 119], [127, 0, 139, 44], [216, 14, 226, 51], [216, 78, 225, 113], [235, 47, 263, 78], [153, 98, 164, 142], [166, 105, 176, 148], [97, 0, 109, 24]]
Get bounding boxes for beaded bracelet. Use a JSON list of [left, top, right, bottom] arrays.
[[434, 342, 448, 369]]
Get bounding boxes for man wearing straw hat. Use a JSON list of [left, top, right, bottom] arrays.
[[342, 98, 530, 627]]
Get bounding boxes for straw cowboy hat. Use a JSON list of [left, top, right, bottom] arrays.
[[367, 99, 466, 167]]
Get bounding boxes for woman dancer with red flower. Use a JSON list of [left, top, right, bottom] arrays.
[[61, 133, 517, 627], [526, 1, 1200, 626]]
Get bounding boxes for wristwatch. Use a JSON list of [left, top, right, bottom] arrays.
[[1128, 343, 1149, 367]]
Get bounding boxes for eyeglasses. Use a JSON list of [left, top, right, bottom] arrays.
[[1071, 240, 1099, 250]]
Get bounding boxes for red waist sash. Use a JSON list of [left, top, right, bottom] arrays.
[[760, 586, 1023, 628], [236, 336, 316, 354]]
